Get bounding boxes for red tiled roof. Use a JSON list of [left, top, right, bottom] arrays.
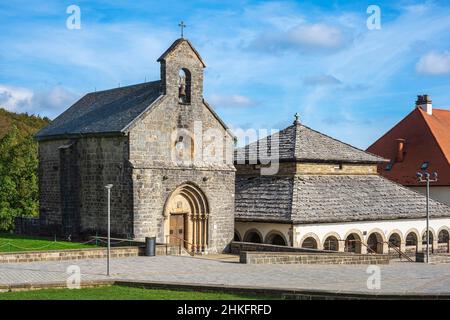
[[367, 107, 450, 186], [422, 108, 450, 165]]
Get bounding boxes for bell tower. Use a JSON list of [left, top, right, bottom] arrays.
[[157, 38, 206, 105]]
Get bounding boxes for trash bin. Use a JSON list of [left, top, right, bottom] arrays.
[[145, 237, 156, 256]]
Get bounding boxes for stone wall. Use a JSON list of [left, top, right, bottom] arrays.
[[296, 163, 378, 175], [131, 168, 235, 253], [230, 241, 335, 255], [38, 136, 133, 238], [0, 247, 142, 264], [38, 139, 64, 232], [235, 162, 377, 176], [240, 251, 390, 265]]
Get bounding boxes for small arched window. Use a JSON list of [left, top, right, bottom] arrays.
[[178, 68, 191, 104]]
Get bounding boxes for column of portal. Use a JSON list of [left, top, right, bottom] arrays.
[[203, 215, 208, 252], [187, 214, 193, 252], [198, 216, 203, 253], [192, 216, 197, 253]]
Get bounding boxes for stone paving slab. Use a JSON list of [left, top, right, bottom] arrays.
[[0, 256, 449, 295]]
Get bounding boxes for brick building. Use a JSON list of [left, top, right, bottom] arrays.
[[34, 38, 235, 253]]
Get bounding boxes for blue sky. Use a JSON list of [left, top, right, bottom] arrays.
[[1, 0, 450, 148]]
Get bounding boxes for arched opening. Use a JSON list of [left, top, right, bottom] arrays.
[[178, 68, 191, 104], [244, 230, 262, 243], [164, 183, 209, 253], [422, 231, 434, 245], [367, 233, 384, 254], [438, 229, 449, 243], [406, 232, 418, 246], [233, 231, 241, 242], [345, 233, 362, 254], [422, 231, 434, 253], [438, 229, 449, 253], [301, 237, 318, 249], [388, 233, 401, 248], [265, 232, 287, 246], [323, 236, 339, 251]]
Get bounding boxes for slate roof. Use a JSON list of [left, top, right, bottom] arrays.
[[235, 176, 293, 222], [235, 122, 387, 164], [35, 81, 162, 140], [235, 174, 450, 223]]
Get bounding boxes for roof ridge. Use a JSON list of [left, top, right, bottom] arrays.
[[89, 80, 160, 95]]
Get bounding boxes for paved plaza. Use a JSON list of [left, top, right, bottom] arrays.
[[1, 255, 450, 295]]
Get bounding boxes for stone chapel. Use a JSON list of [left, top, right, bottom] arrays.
[[34, 38, 236, 253]]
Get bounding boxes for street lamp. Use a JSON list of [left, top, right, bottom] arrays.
[[105, 184, 113, 276], [416, 171, 438, 263]]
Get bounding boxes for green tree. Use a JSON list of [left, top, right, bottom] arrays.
[[0, 125, 39, 231]]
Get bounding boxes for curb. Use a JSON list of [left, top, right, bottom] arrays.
[[1, 279, 450, 300]]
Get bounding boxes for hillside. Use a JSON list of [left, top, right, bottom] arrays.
[[0, 108, 50, 139]]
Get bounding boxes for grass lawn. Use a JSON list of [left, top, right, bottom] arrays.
[[0, 233, 98, 253], [0, 285, 273, 300]]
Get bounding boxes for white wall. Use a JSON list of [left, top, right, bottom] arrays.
[[293, 218, 450, 250], [410, 186, 450, 206]]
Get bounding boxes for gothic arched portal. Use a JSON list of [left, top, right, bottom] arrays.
[[164, 183, 209, 253]]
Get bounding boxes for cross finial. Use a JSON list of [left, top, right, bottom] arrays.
[[178, 21, 186, 38], [294, 112, 300, 125]]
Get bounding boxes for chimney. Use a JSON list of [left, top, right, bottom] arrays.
[[416, 94, 432, 115], [396, 138, 406, 162]]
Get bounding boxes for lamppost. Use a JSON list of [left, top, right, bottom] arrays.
[[105, 184, 113, 276], [416, 171, 438, 263]]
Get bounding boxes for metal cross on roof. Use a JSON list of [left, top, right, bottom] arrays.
[[294, 112, 300, 125], [178, 21, 186, 38]]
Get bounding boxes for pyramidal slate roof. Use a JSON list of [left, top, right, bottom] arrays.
[[235, 174, 450, 223], [235, 121, 388, 164], [35, 81, 162, 140]]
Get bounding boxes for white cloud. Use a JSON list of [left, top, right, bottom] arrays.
[[207, 94, 258, 109], [303, 74, 342, 86], [0, 85, 34, 113], [250, 22, 350, 54], [416, 51, 450, 75], [0, 84, 78, 118]]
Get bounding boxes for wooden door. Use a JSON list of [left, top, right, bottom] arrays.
[[169, 214, 185, 245]]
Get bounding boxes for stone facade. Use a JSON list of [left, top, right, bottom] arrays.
[[36, 39, 235, 253]]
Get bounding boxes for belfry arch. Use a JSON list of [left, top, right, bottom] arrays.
[[163, 183, 209, 253]]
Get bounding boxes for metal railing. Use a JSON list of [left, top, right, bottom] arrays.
[[340, 239, 413, 261], [385, 241, 414, 262], [165, 235, 196, 256], [340, 239, 377, 254]]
